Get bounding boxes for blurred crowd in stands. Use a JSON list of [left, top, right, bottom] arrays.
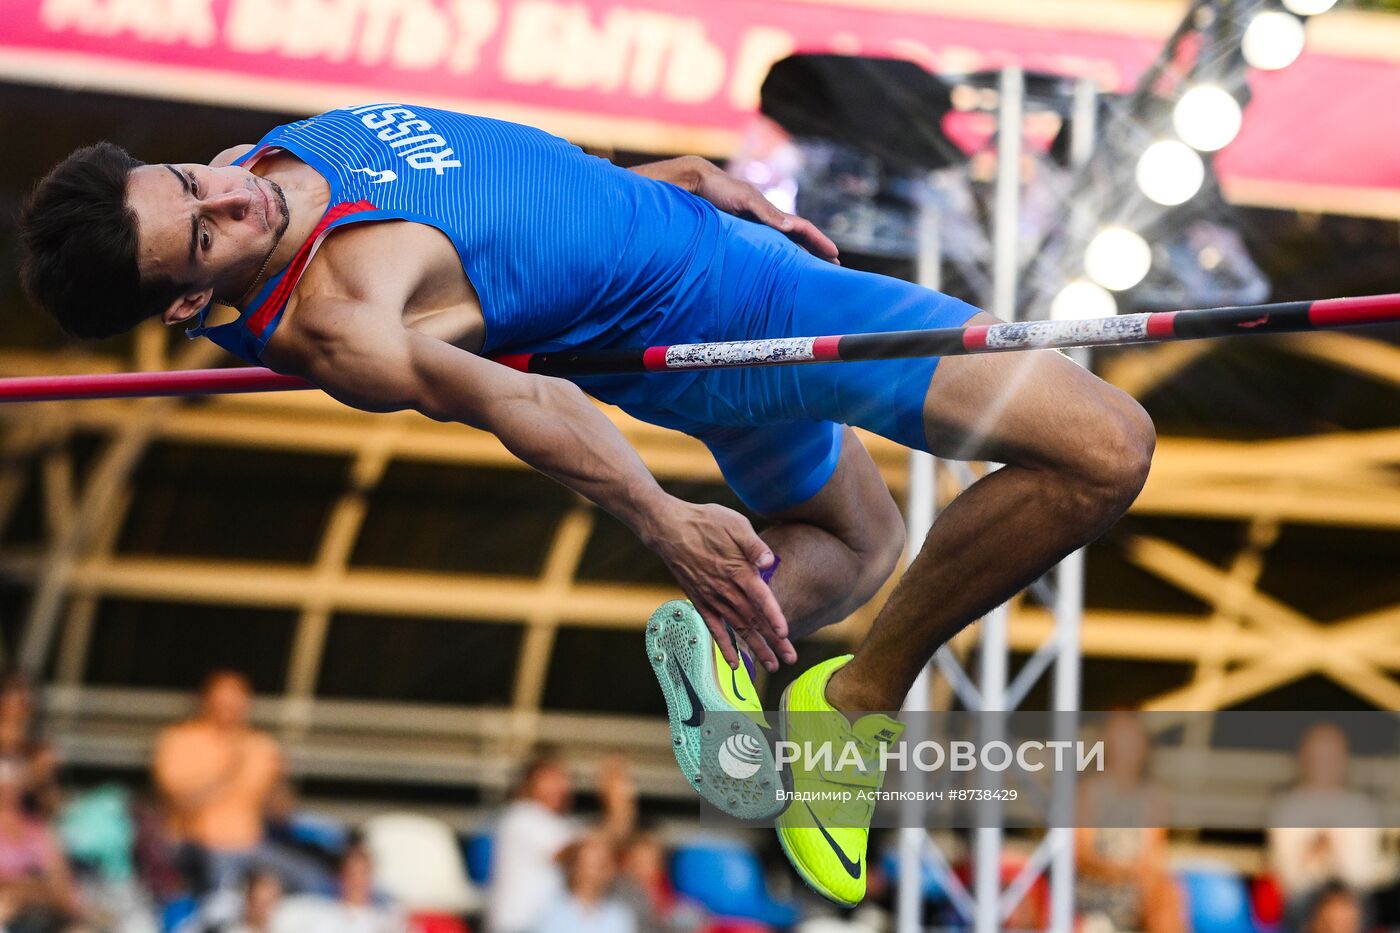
[[1073, 712, 1391, 933], [0, 670, 1392, 933]]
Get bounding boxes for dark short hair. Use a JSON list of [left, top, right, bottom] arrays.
[[18, 142, 185, 339], [200, 669, 252, 697], [514, 744, 565, 796]]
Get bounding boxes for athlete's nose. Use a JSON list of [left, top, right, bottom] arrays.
[[204, 186, 251, 220]]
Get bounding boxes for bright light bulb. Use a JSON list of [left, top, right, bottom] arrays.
[[1174, 85, 1243, 152], [1051, 279, 1118, 320], [1243, 11, 1306, 71], [1136, 140, 1206, 206], [1283, 0, 1336, 15], [1085, 227, 1152, 292]]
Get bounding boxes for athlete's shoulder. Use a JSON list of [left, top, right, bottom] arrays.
[[295, 221, 425, 313]]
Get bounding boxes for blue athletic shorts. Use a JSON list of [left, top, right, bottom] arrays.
[[575, 215, 982, 515]]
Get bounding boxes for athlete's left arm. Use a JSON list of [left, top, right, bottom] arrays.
[[631, 156, 840, 263]]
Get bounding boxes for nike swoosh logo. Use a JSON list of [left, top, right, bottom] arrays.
[[347, 167, 397, 184], [671, 658, 705, 727], [806, 803, 863, 880]]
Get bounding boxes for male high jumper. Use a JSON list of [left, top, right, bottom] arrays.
[[19, 104, 1153, 905]]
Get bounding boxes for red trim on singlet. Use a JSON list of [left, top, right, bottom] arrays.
[[238, 145, 274, 170], [245, 200, 379, 338]]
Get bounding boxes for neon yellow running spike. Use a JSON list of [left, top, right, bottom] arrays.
[[646, 600, 782, 820], [775, 655, 904, 907]]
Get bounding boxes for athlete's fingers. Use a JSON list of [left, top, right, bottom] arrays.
[[728, 526, 795, 664], [746, 197, 839, 265], [736, 567, 791, 652], [782, 215, 840, 264], [740, 536, 775, 569], [730, 532, 790, 647], [709, 583, 782, 671], [707, 582, 784, 673], [745, 612, 795, 670], [697, 582, 758, 670], [751, 621, 795, 670], [734, 622, 781, 673], [700, 610, 743, 670]]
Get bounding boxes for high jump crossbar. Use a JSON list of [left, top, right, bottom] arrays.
[[1, 293, 1396, 403]]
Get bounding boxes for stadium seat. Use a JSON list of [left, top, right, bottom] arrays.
[[273, 894, 341, 930], [672, 842, 799, 927], [283, 811, 350, 855], [160, 894, 200, 932], [411, 915, 472, 933], [463, 832, 494, 885], [1252, 874, 1284, 932], [363, 812, 484, 914], [1179, 862, 1257, 933], [879, 848, 948, 903]]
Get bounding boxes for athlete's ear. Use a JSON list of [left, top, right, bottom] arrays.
[[162, 289, 213, 327]]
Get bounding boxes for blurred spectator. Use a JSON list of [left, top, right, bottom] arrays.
[[535, 833, 634, 933], [1268, 722, 1382, 933], [282, 836, 406, 933], [487, 751, 636, 933], [262, 778, 341, 871], [0, 756, 87, 933], [615, 833, 702, 933], [0, 671, 61, 818], [153, 671, 327, 893], [1303, 882, 1365, 933], [1075, 711, 1184, 933], [58, 784, 159, 931], [220, 869, 282, 933]]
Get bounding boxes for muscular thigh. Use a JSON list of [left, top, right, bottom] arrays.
[[920, 313, 1148, 468]]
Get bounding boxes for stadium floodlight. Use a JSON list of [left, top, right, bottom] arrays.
[[1051, 279, 1119, 320], [1085, 227, 1152, 292], [1282, 0, 1336, 15], [1243, 10, 1307, 71], [1173, 85, 1243, 152], [1136, 140, 1206, 206]]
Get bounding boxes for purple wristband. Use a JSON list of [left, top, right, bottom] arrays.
[[759, 554, 781, 586]]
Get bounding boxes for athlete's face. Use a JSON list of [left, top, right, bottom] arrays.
[[126, 162, 289, 326]]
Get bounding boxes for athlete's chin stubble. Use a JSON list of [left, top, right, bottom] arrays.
[[240, 178, 292, 300], [263, 177, 291, 260]]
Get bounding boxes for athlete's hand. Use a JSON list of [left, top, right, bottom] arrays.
[[688, 158, 840, 264], [643, 500, 797, 672]]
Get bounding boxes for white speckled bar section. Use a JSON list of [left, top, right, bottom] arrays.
[[984, 314, 1151, 349], [663, 337, 819, 370]]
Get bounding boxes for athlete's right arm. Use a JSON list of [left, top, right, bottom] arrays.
[[210, 144, 255, 167], [273, 304, 796, 670]]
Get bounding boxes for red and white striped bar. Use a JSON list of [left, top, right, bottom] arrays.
[[1, 293, 1397, 402]]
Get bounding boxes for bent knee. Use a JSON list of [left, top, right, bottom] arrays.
[[1068, 392, 1155, 512]]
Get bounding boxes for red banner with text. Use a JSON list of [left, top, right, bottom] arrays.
[[4, 0, 1399, 215]]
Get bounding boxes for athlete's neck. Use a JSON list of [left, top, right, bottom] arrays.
[[230, 155, 332, 309]]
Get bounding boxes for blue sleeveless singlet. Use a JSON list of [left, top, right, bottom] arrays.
[[187, 104, 983, 516], [188, 104, 724, 393]]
